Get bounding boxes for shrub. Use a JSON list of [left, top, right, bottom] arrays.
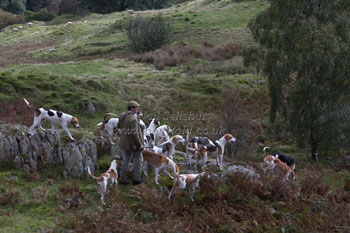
[[127, 0, 173, 11], [130, 42, 242, 70], [59, 0, 87, 15], [0, 9, 26, 30], [25, 9, 55, 21], [126, 14, 172, 53], [7, 0, 26, 14]]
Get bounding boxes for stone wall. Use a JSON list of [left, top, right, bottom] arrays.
[[0, 124, 111, 177]]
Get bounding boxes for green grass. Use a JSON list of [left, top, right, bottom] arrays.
[[0, 0, 269, 62]]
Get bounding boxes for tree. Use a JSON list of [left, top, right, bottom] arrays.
[[78, 0, 173, 14], [26, 0, 49, 12], [7, 0, 26, 14], [246, 0, 350, 162]]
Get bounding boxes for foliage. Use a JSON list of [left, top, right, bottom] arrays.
[[0, 9, 25, 30], [59, 0, 87, 15], [6, 0, 26, 14], [246, 0, 350, 161], [126, 14, 172, 53], [78, 0, 174, 14], [130, 42, 242, 70], [25, 9, 54, 21], [25, 0, 49, 12]]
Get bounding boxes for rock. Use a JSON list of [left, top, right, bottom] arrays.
[[87, 102, 96, 113], [13, 156, 22, 169], [221, 165, 260, 183], [12, 28, 18, 32], [0, 133, 19, 161], [49, 48, 56, 53], [0, 125, 109, 178], [23, 164, 30, 174], [63, 142, 83, 177], [29, 159, 37, 171]]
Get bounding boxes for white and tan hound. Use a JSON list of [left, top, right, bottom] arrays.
[[144, 118, 160, 147], [168, 172, 210, 201], [206, 134, 236, 171], [263, 147, 295, 170], [264, 155, 295, 181], [142, 150, 180, 185], [185, 134, 216, 166], [24, 98, 79, 140], [97, 113, 119, 145], [154, 125, 172, 145], [152, 135, 185, 160], [87, 160, 119, 205]]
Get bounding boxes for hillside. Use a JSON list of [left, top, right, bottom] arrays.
[[1, 0, 350, 232]]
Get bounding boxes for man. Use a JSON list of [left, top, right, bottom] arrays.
[[117, 101, 144, 185]]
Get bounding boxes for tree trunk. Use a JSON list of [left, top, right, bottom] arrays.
[[311, 144, 318, 163]]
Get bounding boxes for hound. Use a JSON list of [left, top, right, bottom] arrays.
[[144, 118, 160, 147], [264, 155, 295, 181], [87, 160, 118, 205], [142, 150, 180, 185], [263, 147, 295, 170], [206, 134, 236, 171], [97, 113, 118, 145], [24, 98, 79, 140], [194, 146, 208, 172], [168, 172, 210, 201], [152, 135, 185, 160], [154, 125, 172, 145], [185, 134, 216, 166]]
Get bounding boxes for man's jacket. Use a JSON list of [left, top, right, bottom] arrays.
[[117, 111, 144, 152]]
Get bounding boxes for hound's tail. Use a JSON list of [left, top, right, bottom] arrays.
[[24, 98, 41, 115], [263, 146, 270, 156], [263, 146, 270, 153], [186, 129, 190, 146], [23, 98, 31, 108], [104, 113, 117, 121], [98, 113, 117, 130], [87, 167, 99, 180]]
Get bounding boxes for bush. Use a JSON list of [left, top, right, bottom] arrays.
[[25, 9, 55, 21], [7, 0, 26, 14], [130, 42, 242, 70], [126, 14, 172, 53], [127, 0, 173, 11], [59, 0, 87, 15], [0, 9, 26, 30]]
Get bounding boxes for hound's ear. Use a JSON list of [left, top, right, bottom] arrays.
[[151, 133, 154, 141]]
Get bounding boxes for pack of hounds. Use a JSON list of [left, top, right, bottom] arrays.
[[23, 98, 296, 205]]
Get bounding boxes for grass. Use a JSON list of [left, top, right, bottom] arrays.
[[0, 0, 268, 63], [2, 0, 348, 231]]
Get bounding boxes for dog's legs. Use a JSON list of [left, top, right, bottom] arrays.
[[168, 180, 178, 200], [62, 125, 75, 141], [39, 121, 46, 132], [143, 161, 148, 176], [154, 168, 160, 185], [107, 128, 115, 145], [292, 163, 296, 171], [219, 154, 224, 171], [194, 158, 198, 172], [162, 168, 173, 179], [28, 117, 41, 135], [185, 149, 191, 166], [189, 178, 200, 201]]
